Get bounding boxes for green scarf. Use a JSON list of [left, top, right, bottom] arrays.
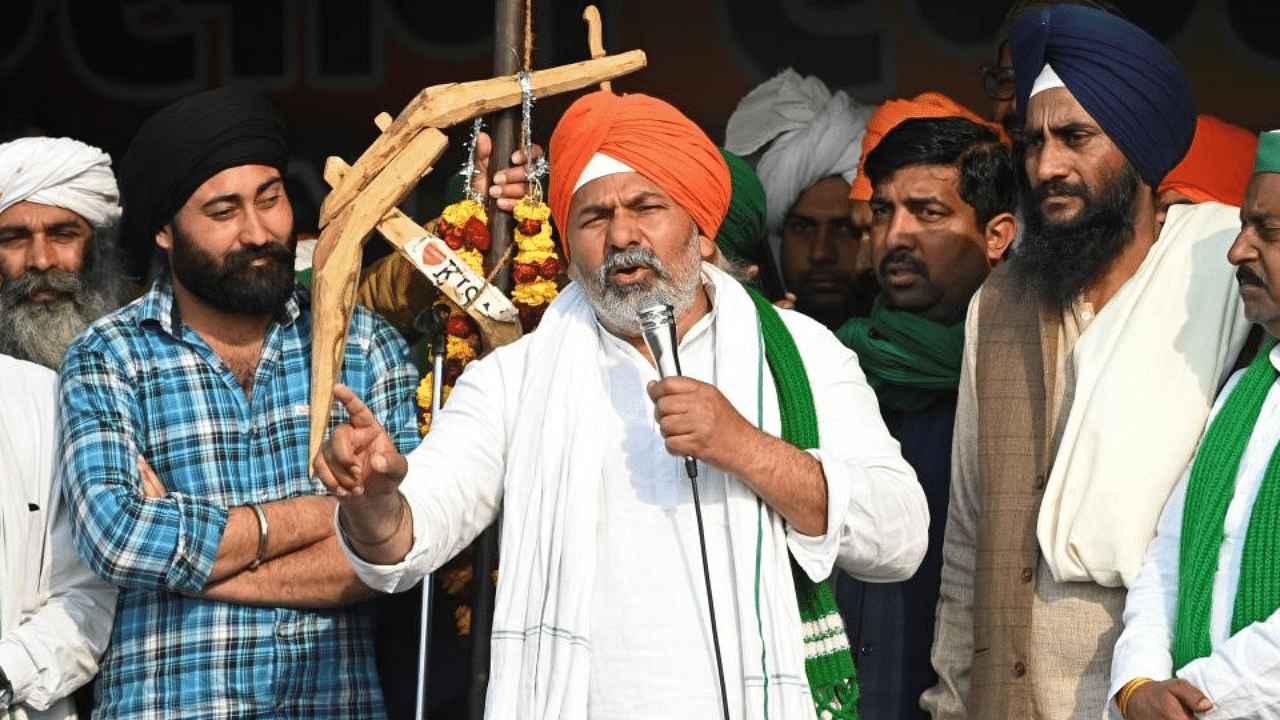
[[1173, 337, 1280, 670], [836, 294, 963, 412], [747, 287, 860, 720]]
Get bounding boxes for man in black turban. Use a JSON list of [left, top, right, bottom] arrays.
[[924, 6, 1253, 720], [59, 85, 421, 720], [59, 86, 534, 720]]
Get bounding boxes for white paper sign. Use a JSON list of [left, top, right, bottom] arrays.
[[402, 234, 519, 323]]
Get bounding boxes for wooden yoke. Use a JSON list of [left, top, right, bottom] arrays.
[[308, 50, 646, 463], [582, 7, 611, 92]]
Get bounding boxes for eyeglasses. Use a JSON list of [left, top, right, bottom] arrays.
[[981, 64, 1016, 101]]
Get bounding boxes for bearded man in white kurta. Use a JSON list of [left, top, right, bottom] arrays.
[[315, 90, 928, 720]]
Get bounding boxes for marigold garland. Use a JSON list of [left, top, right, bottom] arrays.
[[510, 196, 560, 332], [415, 199, 487, 435]]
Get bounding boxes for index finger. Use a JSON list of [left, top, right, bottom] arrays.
[[333, 384, 381, 430]]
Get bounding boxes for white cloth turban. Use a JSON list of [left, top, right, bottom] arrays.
[[0, 137, 121, 229], [725, 68, 876, 257]]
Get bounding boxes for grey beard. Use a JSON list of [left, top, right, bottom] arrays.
[[0, 271, 115, 369], [572, 240, 703, 337]]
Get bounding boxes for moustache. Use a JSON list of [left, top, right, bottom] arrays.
[[878, 249, 929, 278], [1237, 266, 1265, 288], [1033, 179, 1090, 203], [1, 269, 83, 302], [599, 247, 666, 283], [222, 242, 294, 274]]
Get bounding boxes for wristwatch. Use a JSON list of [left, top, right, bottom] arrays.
[[0, 665, 12, 707]]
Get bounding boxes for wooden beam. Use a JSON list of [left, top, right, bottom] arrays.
[[322, 156, 522, 350], [308, 128, 448, 462], [320, 50, 645, 226]]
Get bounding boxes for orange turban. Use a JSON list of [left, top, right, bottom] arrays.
[[848, 92, 1007, 201], [548, 91, 731, 259], [1159, 115, 1258, 207]]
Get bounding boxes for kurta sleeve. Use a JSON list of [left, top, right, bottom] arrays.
[[1114, 458, 1280, 720], [1109, 471, 1186, 702], [1114, 368, 1280, 720], [0, 481, 116, 710], [0, 362, 115, 711], [921, 289, 983, 720], [340, 347, 511, 594], [781, 311, 929, 584]]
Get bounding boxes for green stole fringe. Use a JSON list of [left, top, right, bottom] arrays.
[[1174, 337, 1280, 669], [747, 287, 861, 720]]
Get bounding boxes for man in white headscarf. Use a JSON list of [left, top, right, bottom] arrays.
[[0, 136, 123, 369], [726, 69, 878, 329]]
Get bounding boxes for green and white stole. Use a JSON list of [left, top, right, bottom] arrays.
[[1174, 338, 1280, 669], [747, 287, 860, 720]]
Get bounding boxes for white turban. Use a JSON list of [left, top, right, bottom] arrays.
[[725, 68, 875, 257], [0, 137, 121, 229]]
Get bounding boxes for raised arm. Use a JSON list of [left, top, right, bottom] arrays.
[[313, 383, 415, 567]]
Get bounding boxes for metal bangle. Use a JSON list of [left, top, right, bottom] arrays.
[[246, 503, 270, 570]]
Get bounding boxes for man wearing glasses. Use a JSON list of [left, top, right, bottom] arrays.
[[981, 0, 1122, 137]]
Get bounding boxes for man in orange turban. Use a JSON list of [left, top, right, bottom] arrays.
[[316, 90, 927, 720], [849, 92, 1007, 203]]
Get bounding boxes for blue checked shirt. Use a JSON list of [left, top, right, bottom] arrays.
[[58, 274, 419, 720]]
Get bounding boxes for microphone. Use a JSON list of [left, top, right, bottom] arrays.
[[638, 303, 698, 480]]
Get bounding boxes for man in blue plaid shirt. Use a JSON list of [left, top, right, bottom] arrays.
[[56, 87, 420, 719]]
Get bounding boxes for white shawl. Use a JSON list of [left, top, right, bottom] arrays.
[[1037, 201, 1251, 587], [487, 265, 817, 720]]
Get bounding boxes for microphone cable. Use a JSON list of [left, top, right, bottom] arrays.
[[638, 302, 731, 720], [687, 461, 732, 720]]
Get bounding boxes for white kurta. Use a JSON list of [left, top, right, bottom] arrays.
[[343, 265, 927, 720], [0, 355, 115, 720], [1111, 343, 1280, 720]]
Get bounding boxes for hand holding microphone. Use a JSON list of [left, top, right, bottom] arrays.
[[638, 303, 699, 480], [639, 302, 758, 481]]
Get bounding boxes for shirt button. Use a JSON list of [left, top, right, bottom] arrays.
[[1012, 661, 1027, 677], [1021, 567, 1034, 583], [860, 644, 873, 656]]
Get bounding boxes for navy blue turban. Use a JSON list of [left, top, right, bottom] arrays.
[[1010, 4, 1196, 188], [118, 87, 289, 280]]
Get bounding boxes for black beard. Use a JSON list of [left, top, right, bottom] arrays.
[[1012, 161, 1142, 309], [170, 224, 296, 316]]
